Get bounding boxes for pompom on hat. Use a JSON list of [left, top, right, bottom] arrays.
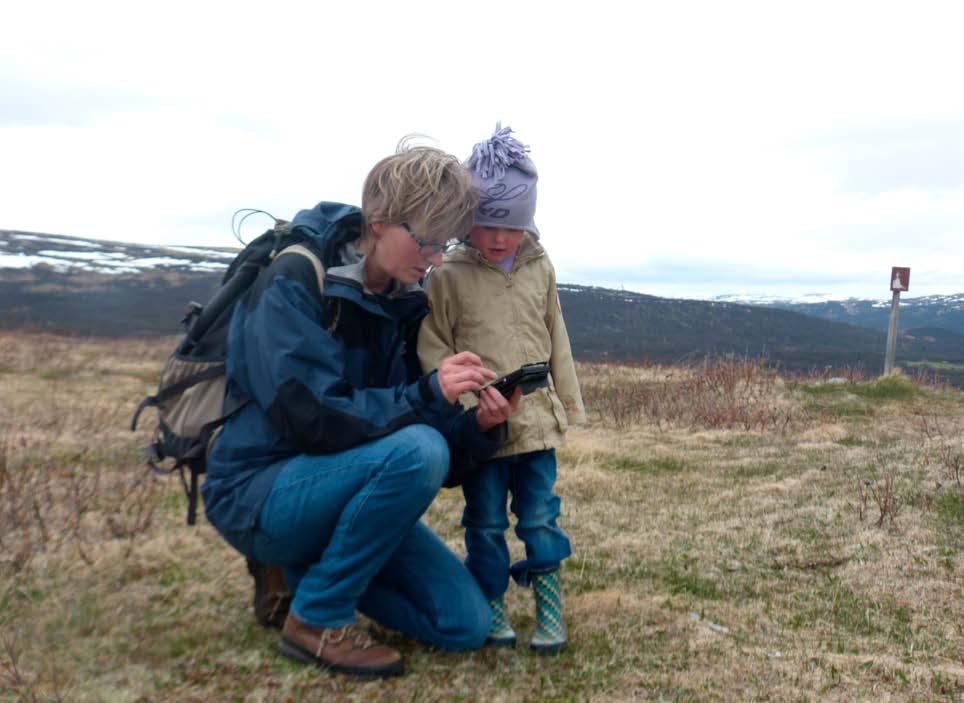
[[465, 123, 539, 237]]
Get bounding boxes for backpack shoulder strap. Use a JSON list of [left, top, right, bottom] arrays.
[[273, 244, 325, 293], [274, 244, 342, 334]]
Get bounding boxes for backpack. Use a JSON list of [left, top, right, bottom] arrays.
[[131, 217, 326, 525]]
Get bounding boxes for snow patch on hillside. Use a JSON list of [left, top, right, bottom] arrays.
[[1, 230, 235, 275]]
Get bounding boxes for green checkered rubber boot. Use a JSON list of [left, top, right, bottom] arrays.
[[530, 569, 567, 654], [485, 597, 517, 648]]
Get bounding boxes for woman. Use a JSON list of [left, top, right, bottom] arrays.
[[202, 145, 520, 678]]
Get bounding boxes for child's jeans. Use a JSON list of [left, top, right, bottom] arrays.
[[461, 449, 571, 599]]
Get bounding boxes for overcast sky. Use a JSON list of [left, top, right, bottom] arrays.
[[3, 1, 962, 301]]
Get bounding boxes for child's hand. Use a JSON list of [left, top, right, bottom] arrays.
[[476, 385, 521, 431], [437, 351, 497, 405]]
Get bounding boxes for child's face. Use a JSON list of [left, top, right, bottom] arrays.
[[469, 226, 525, 263]]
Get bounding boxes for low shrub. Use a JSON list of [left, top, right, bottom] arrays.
[[581, 356, 794, 432]]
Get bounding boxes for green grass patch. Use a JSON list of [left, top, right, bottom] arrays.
[[564, 555, 616, 592], [849, 375, 918, 401], [803, 375, 919, 404], [836, 436, 868, 447], [935, 491, 963, 525], [803, 383, 853, 396], [804, 399, 872, 418], [789, 576, 914, 642], [662, 566, 721, 599], [731, 461, 783, 479], [0, 580, 45, 616], [905, 360, 964, 372], [158, 486, 189, 516], [659, 555, 722, 600], [934, 491, 963, 543], [38, 369, 72, 381]]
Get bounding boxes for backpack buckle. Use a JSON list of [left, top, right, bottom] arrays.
[[181, 302, 203, 330]]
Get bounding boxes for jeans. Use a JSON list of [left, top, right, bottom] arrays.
[[461, 449, 571, 599], [250, 424, 490, 651]]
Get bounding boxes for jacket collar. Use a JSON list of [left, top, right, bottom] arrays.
[[286, 201, 366, 270], [325, 257, 427, 320], [442, 232, 545, 271]]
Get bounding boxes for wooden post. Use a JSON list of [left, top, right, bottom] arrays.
[[883, 289, 900, 375], [883, 266, 910, 376]]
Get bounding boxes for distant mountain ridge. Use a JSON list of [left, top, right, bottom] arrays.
[[557, 284, 962, 370], [3, 229, 962, 386], [713, 293, 964, 334]]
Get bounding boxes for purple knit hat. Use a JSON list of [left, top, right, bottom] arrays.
[[465, 123, 539, 237]]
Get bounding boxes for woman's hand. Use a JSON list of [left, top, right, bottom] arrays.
[[476, 386, 522, 432], [437, 351, 497, 405]]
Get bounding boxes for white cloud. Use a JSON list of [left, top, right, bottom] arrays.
[[2, 0, 963, 298]]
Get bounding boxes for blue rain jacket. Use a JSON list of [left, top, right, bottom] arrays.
[[202, 202, 502, 556]]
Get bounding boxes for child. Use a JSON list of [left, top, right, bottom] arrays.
[[418, 124, 585, 654]]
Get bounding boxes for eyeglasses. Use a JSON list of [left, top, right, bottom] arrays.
[[401, 223, 464, 258]]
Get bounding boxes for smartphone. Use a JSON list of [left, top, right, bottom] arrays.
[[487, 361, 551, 399]]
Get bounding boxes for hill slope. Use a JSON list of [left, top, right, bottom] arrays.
[[558, 284, 962, 373], [2, 229, 962, 384]]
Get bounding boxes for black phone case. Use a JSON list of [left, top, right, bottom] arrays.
[[490, 362, 550, 398]]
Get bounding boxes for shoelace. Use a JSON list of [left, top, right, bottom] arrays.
[[315, 624, 376, 655], [266, 592, 291, 621]]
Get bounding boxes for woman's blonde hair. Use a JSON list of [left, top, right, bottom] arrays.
[[361, 140, 477, 245]]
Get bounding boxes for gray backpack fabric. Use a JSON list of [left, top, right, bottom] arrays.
[[131, 225, 324, 524]]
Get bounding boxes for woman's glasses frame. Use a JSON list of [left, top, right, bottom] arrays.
[[401, 223, 465, 258]]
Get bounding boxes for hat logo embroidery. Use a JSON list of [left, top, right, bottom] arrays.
[[479, 183, 528, 220]]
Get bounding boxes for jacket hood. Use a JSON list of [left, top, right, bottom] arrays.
[[290, 201, 364, 269]]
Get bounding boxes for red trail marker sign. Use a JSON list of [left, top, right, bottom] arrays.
[[890, 267, 910, 292]]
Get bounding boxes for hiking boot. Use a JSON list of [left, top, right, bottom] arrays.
[[247, 559, 291, 629], [530, 569, 567, 655], [485, 597, 517, 648], [278, 614, 404, 678]]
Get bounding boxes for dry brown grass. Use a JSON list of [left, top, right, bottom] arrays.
[[579, 357, 796, 432], [1, 332, 961, 702]]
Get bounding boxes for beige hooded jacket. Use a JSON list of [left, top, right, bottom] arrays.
[[418, 234, 586, 459]]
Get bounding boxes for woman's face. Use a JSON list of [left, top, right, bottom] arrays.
[[367, 222, 444, 290]]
